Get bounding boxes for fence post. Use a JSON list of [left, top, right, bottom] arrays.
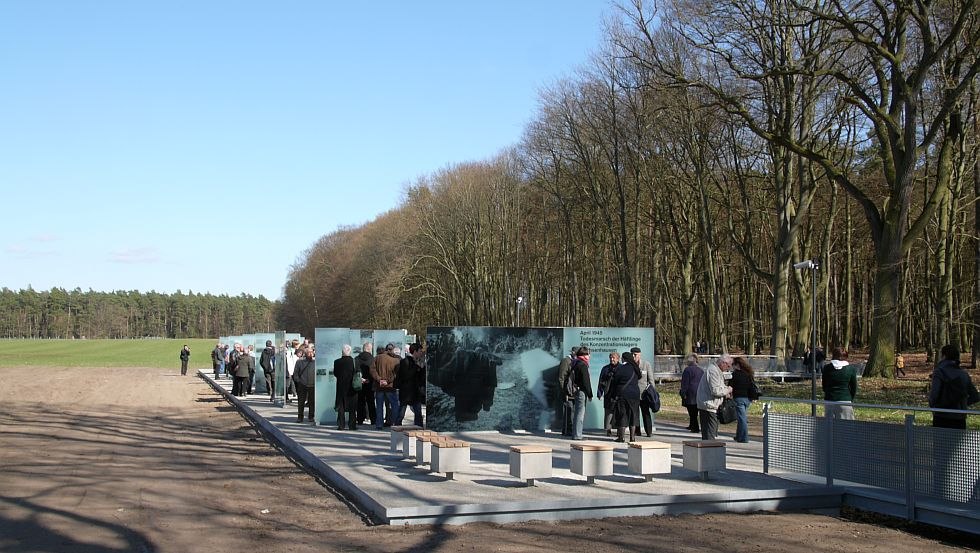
[[825, 408, 834, 486], [763, 402, 769, 474], [904, 414, 915, 521]]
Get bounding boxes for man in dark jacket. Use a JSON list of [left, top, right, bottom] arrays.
[[929, 344, 980, 429], [260, 340, 277, 402], [556, 347, 579, 436], [397, 343, 426, 427], [332, 345, 358, 430], [179, 345, 190, 376], [355, 343, 376, 426], [211, 343, 222, 379], [679, 353, 703, 433], [569, 346, 593, 440], [822, 348, 857, 419], [370, 344, 401, 429]]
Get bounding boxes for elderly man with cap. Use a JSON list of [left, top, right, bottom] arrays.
[[630, 346, 656, 437]]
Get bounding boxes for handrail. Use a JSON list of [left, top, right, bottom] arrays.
[[760, 396, 980, 416]]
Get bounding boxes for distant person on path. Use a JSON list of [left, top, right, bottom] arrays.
[[332, 345, 358, 431], [557, 347, 579, 436], [730, 357, 759, 442], [696, 354, 733, 440], [631, 347, 656, 436], [179, 345, 190, 376], [355, 343, 376, 426], [568, 346, 593, 440], [211, 343, 223, 379], [679, 353, 703, 434], [370, 344, 401, 429], [895, 352, 906, 377], [396, 343, 426, 427], [929, 344, 979, 429], [260, 340, 277, 402], [596, 352, 620, 436], [292, 346, 316, 423], [822, 348, 857, 420]]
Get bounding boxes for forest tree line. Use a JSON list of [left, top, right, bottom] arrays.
[[0, 287, 276, 339], [278, 0, 980, 375]]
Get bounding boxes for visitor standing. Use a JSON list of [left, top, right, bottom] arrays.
[[284, 339, 298, 403], [929, 344, 979, 429], [730, 357, 758, 442], [609, 351, 641, 442], [557, 347, 579, 436], [260, 340, 276, 402], [569, 346, 593, 440], [596, 352, 620, 436], [822, 348, 857, 420], [370, 344, 401, 430], [179, 345, 190, 376], [293, 347, 316, 423], [332, 345, 358, 430], [631, 347, 655, 436], [679, 353, 703, 433], [211, 343, 222, 379], [396, 343, 426, 427], [696, 354, 733, 440], [355, 343, 376, 426]]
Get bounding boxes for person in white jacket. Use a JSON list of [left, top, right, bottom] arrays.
[[697, 354, 733, 439]]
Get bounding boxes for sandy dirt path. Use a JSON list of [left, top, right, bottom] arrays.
[[0, 366, 973, 552]]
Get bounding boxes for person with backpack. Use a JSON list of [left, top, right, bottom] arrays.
[[822, 347, 857, 420], [929, 344, 979, 429], [566, 346, 593, 440], [259, 340, 277, 402]]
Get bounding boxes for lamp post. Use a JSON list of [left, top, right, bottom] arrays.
[[516, 296, 524, 327], [794, 259, 820, 416]]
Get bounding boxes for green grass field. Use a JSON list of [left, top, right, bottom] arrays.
[[0, 338, 216, 368]]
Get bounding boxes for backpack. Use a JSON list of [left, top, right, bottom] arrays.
[[564, 360, 580, 397]]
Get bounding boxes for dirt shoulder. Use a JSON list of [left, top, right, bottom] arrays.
[[0, 366, 973, 552]]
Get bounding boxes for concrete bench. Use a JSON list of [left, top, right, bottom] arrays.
[[509, 444, 553, 486], [389, 425, 422, 453], [401, 430, 437, 458], [570, 442, 614, 484], [627, 441, 672, 481], [682, 440, 726, 480], [415, 434, 447, 466], [431, 440, 471, 480]]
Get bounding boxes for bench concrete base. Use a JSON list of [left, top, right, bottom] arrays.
[[509, 445, 552, 486], [431, 441, 470, 480], [627, 441, 672, 481], [570, 442, 614, 485], [401, 430, 436, 459], [389, 426, 422, 453], [683, 440, 726, 480]]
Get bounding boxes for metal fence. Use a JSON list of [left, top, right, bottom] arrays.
[[653, 355, 865, 380], [763, 398, 980, 532]]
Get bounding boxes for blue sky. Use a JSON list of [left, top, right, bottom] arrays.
[[0, 1, 608, 300]]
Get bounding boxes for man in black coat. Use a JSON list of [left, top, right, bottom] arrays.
[[259, 340, 277, 402], [179, 345, 190, 376], [355, 343, 376, 425], [397, 343, 426, 427], [333, 345, 358, 430]]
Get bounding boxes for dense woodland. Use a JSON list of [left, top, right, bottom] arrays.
[[0, 288, 276, 339], [279, 1, 980, 376]]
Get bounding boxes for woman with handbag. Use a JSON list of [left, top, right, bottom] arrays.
[[729, 357, 758, 443]]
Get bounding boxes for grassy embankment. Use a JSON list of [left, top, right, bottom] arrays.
[[0, 338, 216, 369]]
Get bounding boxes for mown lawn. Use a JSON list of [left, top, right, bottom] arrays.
[[0, 338, 216, 368]]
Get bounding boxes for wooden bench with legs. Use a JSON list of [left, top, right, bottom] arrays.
[[682, 440, 726, 480], [509, 444, 553, 486], [431, 440, 471, 480], [569, 442, 614, 485], [389, 425, 422, 453]]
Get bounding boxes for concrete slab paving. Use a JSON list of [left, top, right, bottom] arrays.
[[202, 371, 842, 525]]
